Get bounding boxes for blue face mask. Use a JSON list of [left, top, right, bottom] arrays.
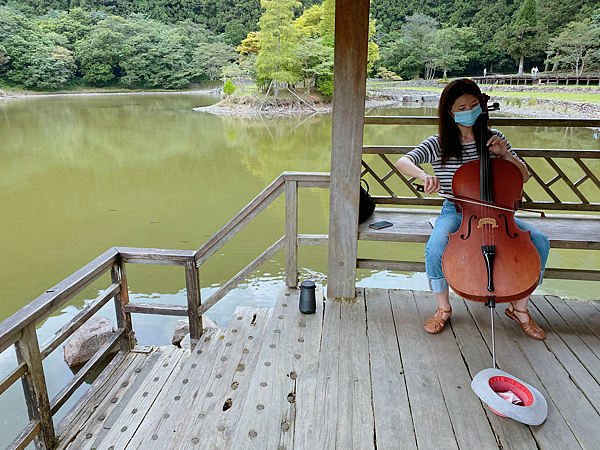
[[452, 104, 482, 127]]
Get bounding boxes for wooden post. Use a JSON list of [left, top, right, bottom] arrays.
[[285, 180, 299, 287], [15, 324, 56, 449], [327, 0, 371, 299], [111, 260, 134, 351], [185, 261, 202, 346]]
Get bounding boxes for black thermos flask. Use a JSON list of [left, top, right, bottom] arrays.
[[299, 280, 316, 314]]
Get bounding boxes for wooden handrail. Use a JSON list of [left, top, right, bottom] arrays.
[[194, 174, 286, 265], [6, 419, 41, 450], [198, 236, 286, 316], [0, 362, 27, 397], [363, 146, 600, 159], [364, 116, 600, 127], [0, 248, 119, 355], [40, 283, 121, 360]]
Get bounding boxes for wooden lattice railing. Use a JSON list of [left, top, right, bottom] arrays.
[[363, 117, 600, 212]]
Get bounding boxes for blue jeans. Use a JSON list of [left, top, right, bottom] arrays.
[[426, 201, 550, 293]]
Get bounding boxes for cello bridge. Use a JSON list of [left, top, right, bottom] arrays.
[[478, 218, 498, 228]]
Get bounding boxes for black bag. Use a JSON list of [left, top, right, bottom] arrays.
[[359, 179, 376, 224]]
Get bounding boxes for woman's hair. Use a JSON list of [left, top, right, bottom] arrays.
[[438, 78, 491, 166]]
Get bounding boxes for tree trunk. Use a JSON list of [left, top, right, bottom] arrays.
[[517, 54, 524, 76]]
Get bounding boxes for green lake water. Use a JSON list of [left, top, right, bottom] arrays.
[[0, 92, 598, 445]]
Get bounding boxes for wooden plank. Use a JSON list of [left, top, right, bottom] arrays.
[[309, 299, 341, 450], [58, 350, 159, 450], [364, 116, 600, 127], [185, 261, 202, 342], [116, 247, 195, 265], [112, 260, 134, 351], [178, 306, 273, 450], [6, 419, 41, 450], [565, 299, 600, 340], [231, 285, 324, 450], [287, 285, 323, 450], [336, 290, 374, 450], [468, 301, 582, 448], [532, 296, 600, 384], [364, 288, 416, 450], [124, 302, 188, 316], [50, 328, 124, 415], [121, 329, 226, 450], [0, 362, 27, 396], [194, 176, 285, 265], [40, 283, 120, 359], [388, 290, 459, 450], [543, 268, 600, 282], [363, 146, 600, 159], [413, 290, 500, 449], [297, 234, 328, 246], [298, 181, 330, 189], [449, 296, 538, 449], [285, 180, 299, 287], [544, 296, 600, 360], [54, 350, 129, 439], [357, 258, 425, 273], [95, 346, 186, 450], [198, 237, 285, 316], [14, 323, 55, 449], [496, 304, 600, 448], [326, 0, 371, 299], [282, 172, 330, 183], [0, 248, 118, 353], [0, 330, 22, 357], [358, 209, 600, 250]]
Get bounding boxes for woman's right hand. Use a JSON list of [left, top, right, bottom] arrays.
[[420, 173, 441, 195]]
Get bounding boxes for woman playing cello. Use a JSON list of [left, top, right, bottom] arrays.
[[395, 79, 550, 339]]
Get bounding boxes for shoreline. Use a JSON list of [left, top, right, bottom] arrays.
[[3, 85, 599, 121], [0, 89, 218, 100]]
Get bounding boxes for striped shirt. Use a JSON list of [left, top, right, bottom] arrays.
[[405, 130, 521, 194]]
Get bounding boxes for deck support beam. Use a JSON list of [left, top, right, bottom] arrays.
[[327, 0, 371, 299]]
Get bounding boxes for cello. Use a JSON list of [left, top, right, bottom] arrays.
[[441, 95, 541, 304]]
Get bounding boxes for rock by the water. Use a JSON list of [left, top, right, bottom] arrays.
[[180, 333, 192, 350], [172, 316, 219, 347], [421, 94, 441, 102], [64, 316, 116, 367]]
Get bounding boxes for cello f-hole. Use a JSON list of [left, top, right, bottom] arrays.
[[460, 215, 477, 240], [499, 214, 518, 238]]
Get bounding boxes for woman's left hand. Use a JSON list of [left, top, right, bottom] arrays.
[[487, 135, 509, 158]]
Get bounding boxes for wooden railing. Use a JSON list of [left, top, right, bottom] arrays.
[[472, 74, 600, 86], [0, 171, 330, 450], [363, 117, 600, 212]]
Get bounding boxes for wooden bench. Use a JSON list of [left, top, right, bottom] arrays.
[[358, 117, 600, 282]]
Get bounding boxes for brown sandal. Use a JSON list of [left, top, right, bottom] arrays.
[[424, 308, 452, 334], [505, 305, 546, 340]]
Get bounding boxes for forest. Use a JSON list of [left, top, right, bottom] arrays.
[[0, 0, 599, 91]]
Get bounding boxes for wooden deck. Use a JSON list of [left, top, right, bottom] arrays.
[[55, 286, 600, 450]]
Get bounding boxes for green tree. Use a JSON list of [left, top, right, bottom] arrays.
[[74, 16, 128, 85], [224, 19, 249, 46], [471, 0, 517, 73], [0, 6, 75, 89], [430, 26, 480, 79], [194, 41, 238, 80], [223, 78, 236, 94], [296, 36, 333, 92], [255, 0, 302, 94], [498, 0, 547, 75], [401, 13, 439, 78], [548, 18, 600, 75]]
